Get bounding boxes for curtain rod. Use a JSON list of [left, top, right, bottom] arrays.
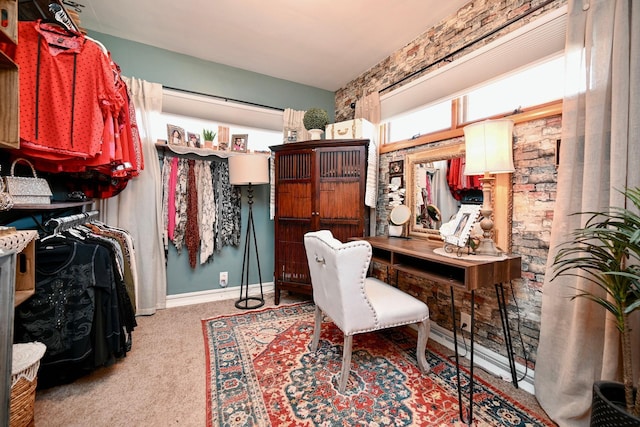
[[163, 86, 285, 112], [378, 0, 559, 95]]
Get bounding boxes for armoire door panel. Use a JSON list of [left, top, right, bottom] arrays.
[[319, 181, 362, 219], [276, 182, 312, 218], [276, 151, 312, 180], [318, 148, 363, 179], [275, 220, 311, 284]]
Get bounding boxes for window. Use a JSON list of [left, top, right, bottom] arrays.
[[380, 7, 567, 144], [154, 113, 282, 153], [388, 100, 451, 142], [157, 89, 284, 152], [462, 55, 565, 122]]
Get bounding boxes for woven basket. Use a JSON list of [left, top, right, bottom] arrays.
[[10, 342, 46, 427]]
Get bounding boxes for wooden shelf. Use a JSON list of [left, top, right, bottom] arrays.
[[10, 200, 94, 210], [155, 143, 271, 159], [0, 0, 18, 150]]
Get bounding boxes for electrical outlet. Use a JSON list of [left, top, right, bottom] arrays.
[[460, 312, 472, 333], [219, 271, 228, 288]]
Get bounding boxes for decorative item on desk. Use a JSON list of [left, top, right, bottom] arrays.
[[303, 108, 329, 140], [463, 119, 515, 256], [388, 204, 410, 237], [228, 155, 270, 310], [3, 158, 52, 205], [440, 204, 481, 254]]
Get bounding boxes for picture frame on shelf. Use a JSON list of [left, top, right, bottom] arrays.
[[187, 132, 201, 148], [284, 127, 298, 143], [231, 134, 248, 153], [167, 124, 186, 146]]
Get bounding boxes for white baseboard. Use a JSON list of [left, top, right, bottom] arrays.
[[166, 282, 275, 308], [427, 322, 536, 395]]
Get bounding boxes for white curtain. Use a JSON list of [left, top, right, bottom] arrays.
[[535, 1, 640, 425], [99, 77, 167, 315], [355, 92, 381, 124], [355, 93, 382, 232]]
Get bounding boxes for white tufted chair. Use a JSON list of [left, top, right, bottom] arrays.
[[303, 230, 431, 392]]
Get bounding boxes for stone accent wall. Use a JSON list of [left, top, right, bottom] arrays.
[[337, 0, 567, 369], [335, 0, 567, 122]]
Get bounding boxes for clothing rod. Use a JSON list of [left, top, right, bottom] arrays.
[[377, 0, 559, 95], [163, 86, 285, 112], [44, 210, 100, 233]]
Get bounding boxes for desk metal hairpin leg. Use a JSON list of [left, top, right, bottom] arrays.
[[450, 286, 475, 425], [495, 282, 518, 387]]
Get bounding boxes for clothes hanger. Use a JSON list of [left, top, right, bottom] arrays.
[[40, 219, 66, 243]]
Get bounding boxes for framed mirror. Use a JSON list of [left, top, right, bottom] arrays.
[[404, 142, 513, 253]]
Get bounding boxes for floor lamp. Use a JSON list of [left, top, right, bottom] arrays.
[[228, 155, 270, 309], [463, 119, 514, 256]]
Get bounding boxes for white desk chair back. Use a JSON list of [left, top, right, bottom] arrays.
[[303, 230, 430, 392]]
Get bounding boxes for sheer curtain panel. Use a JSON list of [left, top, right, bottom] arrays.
[[99, 77, 167, 315], [535, 1, 640, 425]]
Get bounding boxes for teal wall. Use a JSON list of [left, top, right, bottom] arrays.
[[88, 31, 336, 114], [89, 31, 335, 296]]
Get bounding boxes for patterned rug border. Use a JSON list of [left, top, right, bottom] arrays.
[[202, 301, 553, 426]]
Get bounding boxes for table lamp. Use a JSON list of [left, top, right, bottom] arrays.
[[228, 154, 270, 309], [463, 119, 514, 256]]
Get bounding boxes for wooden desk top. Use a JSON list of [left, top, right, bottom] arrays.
[[356, 236, 521, 291]]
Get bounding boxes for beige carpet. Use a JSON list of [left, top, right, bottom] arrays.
[[33, 292, 554, 426]]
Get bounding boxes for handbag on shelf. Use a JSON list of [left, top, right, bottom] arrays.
[[4, 158, 53, 205], [0, 166, 14, 211]]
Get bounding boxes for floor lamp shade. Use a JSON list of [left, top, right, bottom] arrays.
[[463, 119, 515, 176], [229, 155, 270, 185]]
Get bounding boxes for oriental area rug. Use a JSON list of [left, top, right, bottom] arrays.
[[202, 302, 553, 426]]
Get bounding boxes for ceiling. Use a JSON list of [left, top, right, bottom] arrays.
[[68, 0, 470, 92]]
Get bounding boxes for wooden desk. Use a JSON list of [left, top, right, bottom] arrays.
[[358, 236, 522, 425]]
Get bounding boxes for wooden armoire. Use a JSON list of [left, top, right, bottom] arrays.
[[270, 139, 370, 304]]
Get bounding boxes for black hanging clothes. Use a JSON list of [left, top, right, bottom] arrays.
[[14, 230, 136, 388]]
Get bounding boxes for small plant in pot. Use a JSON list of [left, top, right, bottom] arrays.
[[203, 129, 217, 149], [551, 186, 640, 422], [303, 108, 329, 140]]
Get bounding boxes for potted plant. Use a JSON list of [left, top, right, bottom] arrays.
[[203, 129, 217, 149], [303, 108, 329, 140], [551, 186, 640, 422]]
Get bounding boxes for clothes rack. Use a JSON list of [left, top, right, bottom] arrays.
[[43, 209, 99, 235]]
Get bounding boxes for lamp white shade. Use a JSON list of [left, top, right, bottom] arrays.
[[463, 119, 515, 175], [228, 155, 270, 185]]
